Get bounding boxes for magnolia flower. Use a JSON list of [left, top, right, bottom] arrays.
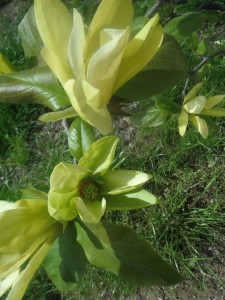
[[34, 0, 163, 134], [48, 136, 157, 223], [178, 83, 225, 138], [0, 198, 62, 300]]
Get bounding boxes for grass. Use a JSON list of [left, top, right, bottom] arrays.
[[0, 0, 225, 299]]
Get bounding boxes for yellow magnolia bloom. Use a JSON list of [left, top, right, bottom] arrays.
[[0, 199, 62, 300], [34, 0, 163, 134], [178, 83, 225, 138]]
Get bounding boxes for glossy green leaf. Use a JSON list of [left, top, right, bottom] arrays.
[[0, 67, 70, 110], [164, 12, 205, 40], [18, 6, 43, 58], [75, 220, 184, 286], [130, 106, 170, 128], [59, 222, 87, 283], [20, 186, 47, 200], [43, 223, 87, 291], [105, 189, 158, 210], [116, 34, 187, 101], [79, 136, 118, 175], [39, 107, 77, 122], [68, 117, 95, 161]]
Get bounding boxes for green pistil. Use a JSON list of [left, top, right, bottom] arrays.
[[79, 180, 98, 201]]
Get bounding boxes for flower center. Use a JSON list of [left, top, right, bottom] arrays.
[[79, 180, 98, 201]]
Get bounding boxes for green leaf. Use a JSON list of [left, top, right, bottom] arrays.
[[43, 223, 87, 291], [39, 107, 77, 122], [130, 105, 170, 128], [116, 34, 187, 101], [0, 66, 70, 110], [197, 40, 206, 55], [164, 12, 205, 40], [68, 117, 95, 161], [20, 185, 47, 200], [105, 189, 159, 210], [18, 6, 43, 58], [75, 220, 184, 286]]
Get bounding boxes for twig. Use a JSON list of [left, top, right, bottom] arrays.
[[145, 0, 165, 18], [145, 0, 188, 18], [182, 49, 225, 98], [190, 49, 225, 75], [61, 119, 69, 135]]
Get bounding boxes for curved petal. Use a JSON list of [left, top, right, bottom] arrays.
[[39, 107, 77, 122], [0, 201, 15, 212], [0, 53, 15, 74], [79, 136, 118, 175], [76, 197, 106, 224], [189, 115, 208, 139], [114, 14, 164, 91], [68, 9, 86, 80], [87, 27, 129, 103], [48, 162, 91, 222], [101, 170, 152, 195], [204, 95, 225, 109], [0, 270, 19, 297], [41, 48, 73, 85], [34, 0, 73, 84], [105, 189, 158, 210], [6, 227, 59, 300], [183, 96, 205, 114], [0, 200, 60, 283], [178, 110, 188, 137], [200, 107, 225, 117], [184, 82, 203, 104], [64, 79, 112, 135], [85, 0, 133, 64]]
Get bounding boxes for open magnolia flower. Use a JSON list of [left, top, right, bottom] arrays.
[[0, 199, 62, 300], [178, 82, 225, 138], [34, 0, 163, 134], [48, 136, 157, 223]]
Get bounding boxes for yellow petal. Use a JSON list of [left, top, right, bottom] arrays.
[[0, 201, 14, 212], [76, 197, 106, 224], [189, 115, 208, 139], [204, 95, 225, 109], [0, 53, 15, 74], [68, 9, 86, 80], [183, 96, 206, 114], [87, 27, 129, 103], [0, 270, 19, 297], [6, 227, 58, 300], [178, 110, 188, 136], [200, 108, 225, 117], [184, 82, 203, 104], [38, 107, 77, 122], [48, 162, 91, 222], [64, 79, 112, 134], [34, 0, 73, 84], [85, 0, 133, 64], [0, 200, 59, 278], [114, 14, 164, 91]]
